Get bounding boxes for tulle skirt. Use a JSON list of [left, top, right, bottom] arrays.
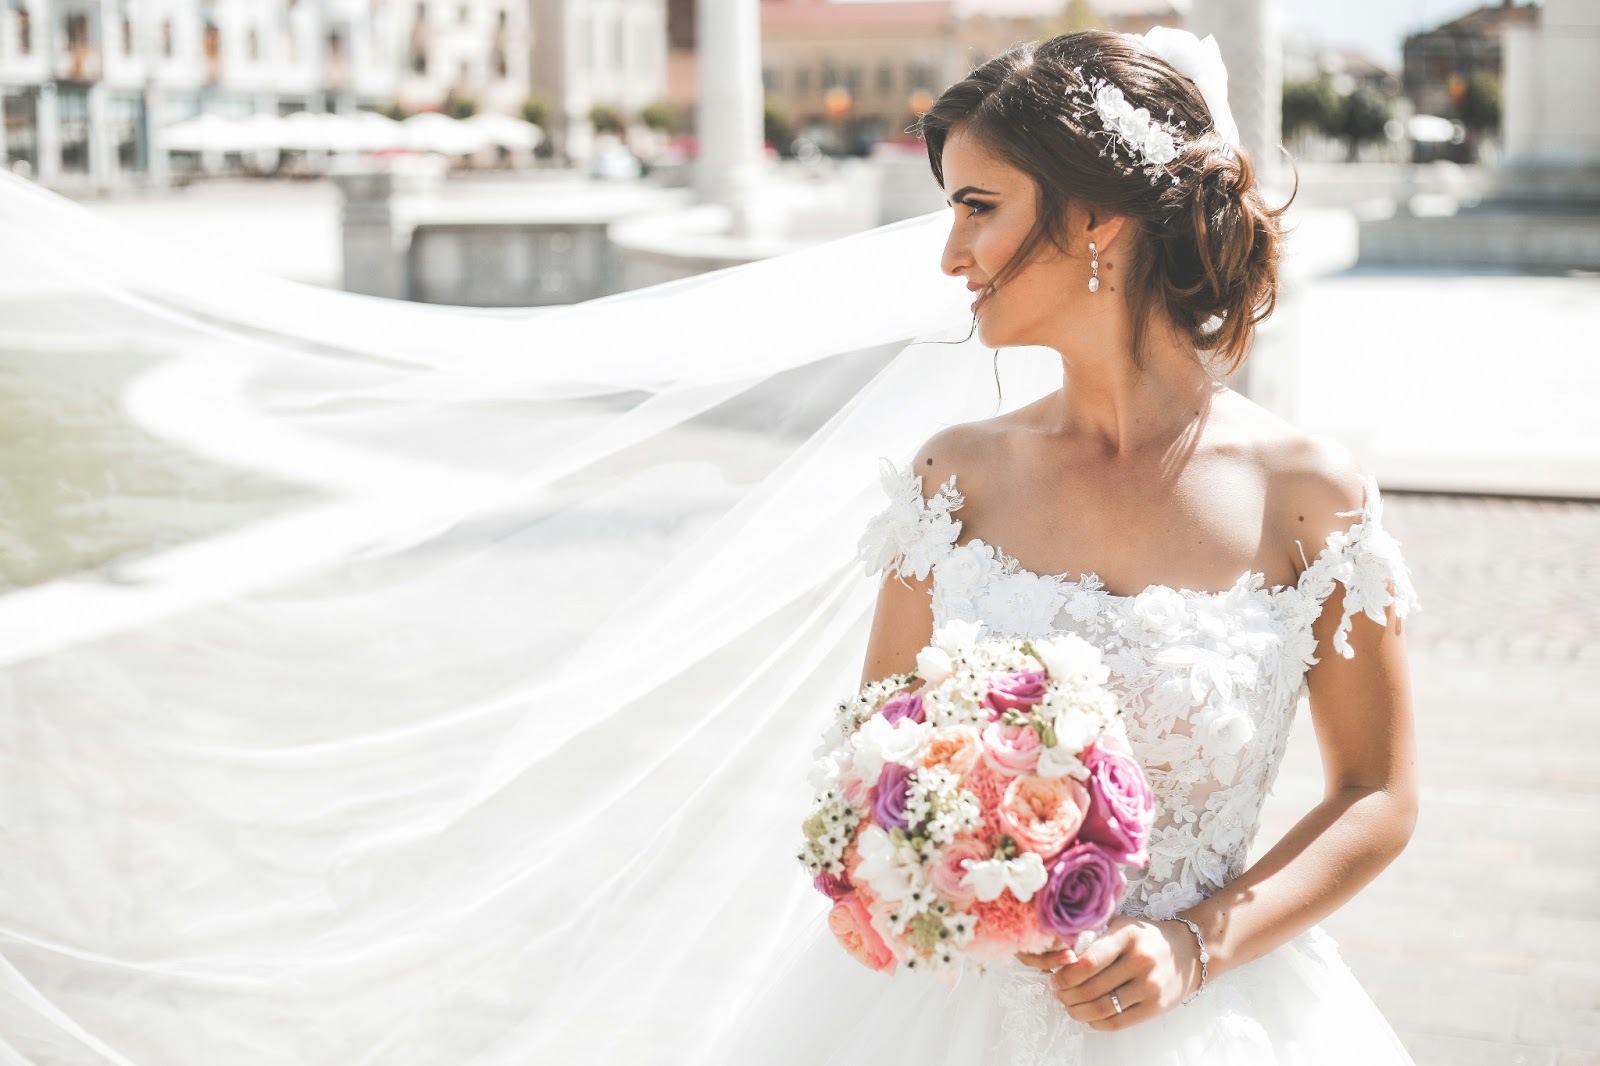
[[706, 919, 1415, 1065]]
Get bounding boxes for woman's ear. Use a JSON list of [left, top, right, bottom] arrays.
[[1083, 210, 1128, 252]]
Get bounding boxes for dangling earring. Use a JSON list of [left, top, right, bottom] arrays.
[[1088, 242, 1100, 293]]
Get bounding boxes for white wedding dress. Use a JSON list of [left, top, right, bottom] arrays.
[[708, 456, 1421, 1065]]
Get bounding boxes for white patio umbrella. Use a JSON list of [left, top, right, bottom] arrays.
[[277, 110, 347, 152], [235, 112, 287, 153], [462, 112, 543, 150], [401, 112, 495, 156], [349, 110, 406, 152], [162, 113, 244, 153]]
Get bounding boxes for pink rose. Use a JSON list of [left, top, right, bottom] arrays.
[[813, 870, 851, 901], [998, 774, 1091, 861], [929, 836, 991, 908], [984, 669, 1048, 717], [828, 891, 898, 973], [870, 762, 915, 831], [839, 772, 871, 810], [1078, 743, 1156, 867], [981, 721, 1043, 777], [878, 690, 926, 725]]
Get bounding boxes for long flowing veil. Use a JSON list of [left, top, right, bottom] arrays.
[[0, 168, 1067, 1063]]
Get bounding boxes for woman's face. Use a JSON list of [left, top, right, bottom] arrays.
[[938, 125, 1094, 350]]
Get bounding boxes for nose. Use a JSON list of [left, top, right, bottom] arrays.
[[940, 220, 969, 279]]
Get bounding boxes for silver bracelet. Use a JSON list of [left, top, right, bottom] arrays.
[[1171, 916, 1209, 1002]]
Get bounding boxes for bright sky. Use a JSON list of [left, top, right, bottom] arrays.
[[827, 0, 1506, 67]]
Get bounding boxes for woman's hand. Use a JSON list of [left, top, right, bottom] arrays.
[[1014, 916, 1202, 1031]]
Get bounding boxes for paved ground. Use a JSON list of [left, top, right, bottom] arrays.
[[1256, 490, 1600, 1064]]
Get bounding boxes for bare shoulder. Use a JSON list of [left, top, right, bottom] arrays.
[[1215, 391, 1367, 574], [908, 418, 1004, 505]]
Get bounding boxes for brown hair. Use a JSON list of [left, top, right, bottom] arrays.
[[911, 30, 1294, 374]]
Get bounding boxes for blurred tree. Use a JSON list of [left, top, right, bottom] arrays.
[[375, 100, 408, 121], [1337, 85, 1391, 162], [443, 91, 477, 120], [763, 99, 793, 152], [1281, 77, 1340, 140], [524, 94, 556, 128], [1459, 71, 1501, 135], [639, 101, 680, 133], [520, 94, 552, 129], [589, 103, 623, 135]]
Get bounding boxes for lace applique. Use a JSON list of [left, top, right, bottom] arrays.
[[855, 456, 964, 585], [1294, 474, 1420, 659]]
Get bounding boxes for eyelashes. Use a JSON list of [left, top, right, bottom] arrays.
[[961, 200, 992, 219]]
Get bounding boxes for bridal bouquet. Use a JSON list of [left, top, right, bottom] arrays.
[[798, 621, 1156, 976]]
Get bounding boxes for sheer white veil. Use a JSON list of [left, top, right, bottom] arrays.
[[0, 166, 1067, 1063]]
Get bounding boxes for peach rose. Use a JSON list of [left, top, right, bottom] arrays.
[[998, 774, 1091, 861], [828, 891, 898, 973], [922, 725, 981, 777]]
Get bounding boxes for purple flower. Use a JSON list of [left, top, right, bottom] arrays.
[[878, 691, 925, 725], [983, 669, 1047, 718], [1078, 744, 1156, 867], [1035, 842, 1127, 941], [870, 762, 915, 831]]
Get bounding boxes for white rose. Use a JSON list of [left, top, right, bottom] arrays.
[[854, 825, 921, 902], [850, 714, 931, 784], [1032, 633, 1110, 685], [1035, 743, 1090, 781], [807, 750, 848, 791], [932, 618, 985, 654], [933, 545, 992, 597], [916, 645, 953, 687]]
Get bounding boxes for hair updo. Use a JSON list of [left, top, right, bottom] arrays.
[[911, 30, 1294, 375]]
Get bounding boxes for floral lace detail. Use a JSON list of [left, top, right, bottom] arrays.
[[856, 458, 1419, 922], [856, 456, 965, 585], [992, 968, 1087, 1065]]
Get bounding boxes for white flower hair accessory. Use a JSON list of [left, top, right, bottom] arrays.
[[1066, 69, 1189, 186], [1064, 26, 1240, 186]]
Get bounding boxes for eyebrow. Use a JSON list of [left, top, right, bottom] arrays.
[[945, 185, 998, 206]]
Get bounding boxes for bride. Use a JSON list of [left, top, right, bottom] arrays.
[[0, 25, 1417, 1066]]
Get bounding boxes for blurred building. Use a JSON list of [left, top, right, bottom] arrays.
[[1283, 32, 1400, 96], [676, 0, 1187, 157], [0, 0, 537, 190], [1402, 0, 1538, 118], [529, 0, 667, 165]]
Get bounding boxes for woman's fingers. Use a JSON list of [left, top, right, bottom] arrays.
[[1014, 947, 1075, 971], [1051, 953, 1141, 1013]]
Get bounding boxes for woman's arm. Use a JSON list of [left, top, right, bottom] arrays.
[[1030, 456, 1420, 1031], [857, 427, 978, 689]]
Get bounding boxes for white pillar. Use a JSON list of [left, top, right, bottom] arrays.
[[693, 0, 763, 219], [87, 80, 115, 191], [1186, 0, 1281, 185], [145, 80, 170, 187], [36, 82, 60, 181]]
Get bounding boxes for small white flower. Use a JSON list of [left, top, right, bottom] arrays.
[[1142, 126, 1178, 165], [1132, 586, 1188, 634], [1035, 742, 1090, 781]]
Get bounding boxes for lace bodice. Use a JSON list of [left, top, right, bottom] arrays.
[[855, 456, 1419, 923]]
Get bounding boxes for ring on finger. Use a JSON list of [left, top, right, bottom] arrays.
[[1110, 990, 1123, 1015]]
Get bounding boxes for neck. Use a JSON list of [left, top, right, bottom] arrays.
[[1040, 311, 1216, 459]]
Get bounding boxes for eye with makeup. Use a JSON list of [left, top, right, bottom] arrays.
[[958, 198, 992, 219]]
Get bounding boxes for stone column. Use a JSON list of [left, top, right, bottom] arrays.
[[693, 0, 763, 224], [332, 154, 446, 299], [1186, 0, 1281, 186], [36, 82, 61, 182]]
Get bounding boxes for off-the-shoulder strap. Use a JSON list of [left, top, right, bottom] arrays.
[[1294, 474, 1420, 659], [855, 456, 966, 585]]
